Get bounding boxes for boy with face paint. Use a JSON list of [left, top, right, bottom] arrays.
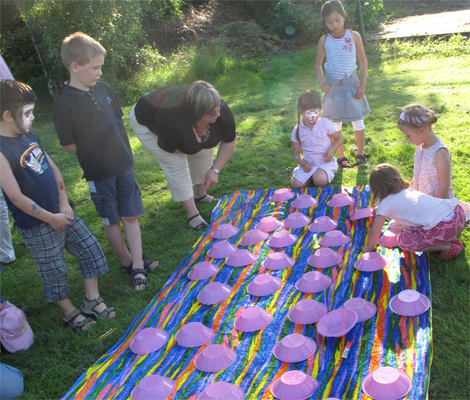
[[0, 80, 115, 331]]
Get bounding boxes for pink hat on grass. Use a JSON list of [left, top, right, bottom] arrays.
[[0, 301, 34, 353]]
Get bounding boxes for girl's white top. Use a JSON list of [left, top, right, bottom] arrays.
[[291, 118, 336, 165], [324, 29, 357, 80], [377, 188, 458, 230]]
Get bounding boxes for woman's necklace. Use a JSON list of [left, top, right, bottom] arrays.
[[195, 124, 210, 142]]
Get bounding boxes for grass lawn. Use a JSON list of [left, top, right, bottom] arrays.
[[1, 37, 469, 399]]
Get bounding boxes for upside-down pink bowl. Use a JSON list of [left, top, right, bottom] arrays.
[[130, 328, 168, 355], [225, 249, 257, 267], [317, 309, 358, 337], [389, 289, 431, 317], [327, 193, 355, 207], [194, 344, 236, 373], [247, 274, 282, 297], [271, 188, 295, 202], [198, 382, 244, 400], [308, 216, 338, 233], [272, 334, 317, 363], [362, 366, 412, 400], [131, 375, 175, 400], [207, 241, 238, 259], [292, 194, 318, 209], [308, 248, 342, 269], [288, 299, 328, 325], [319, 231, 350, 247], [211, 223, 240, 239], [354, 252, 389, 272], [295, 271, 332, 294], [256, 216, 282, 233], [174, 322, 214, 348], [270, 371, 319, 400], [283, 212, 311, 229], [351, 207, 374, 221], [267, 230, 298, 248], [197, 282, 232, 305], [261, 252, 295, 271], [239, 229, 268, 246], [234, 307, 273, 332], [378, 230, 400, 248], [343, 298, 377, 322], [188, 262, 219, 281]]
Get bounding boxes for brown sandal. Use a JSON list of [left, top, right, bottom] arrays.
[[61, 309, 95, 331], [80, 296, 116, 319]]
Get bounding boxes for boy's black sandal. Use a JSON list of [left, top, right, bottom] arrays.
[[338, 157, 352, 168], [131, 268, 148, 290], [121, 260, 158, 275], [353, 154, 371, 166], [194, 194, 220, 203], [61, 308, 94, 332], [188, 213, 209, 231], [80, 296, 116, 319]]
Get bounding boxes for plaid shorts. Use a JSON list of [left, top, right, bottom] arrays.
[[18, 214, 108, 302]]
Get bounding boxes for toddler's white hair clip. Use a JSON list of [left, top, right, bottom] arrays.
[[399, 112, 429, 124]]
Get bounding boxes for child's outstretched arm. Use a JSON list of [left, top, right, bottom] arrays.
[[314, 36, 330, 94], [362, 214, 386, 253], [435, 148, 452, 199], [324, 131, 343, 161], [292, 141, 312, 172], [352, 31, 367, 100]]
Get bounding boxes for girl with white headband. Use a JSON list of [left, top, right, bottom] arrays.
[[396, 104, 470, 244]]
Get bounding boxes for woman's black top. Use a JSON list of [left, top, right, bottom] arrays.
[[134, 85, 236, 155]]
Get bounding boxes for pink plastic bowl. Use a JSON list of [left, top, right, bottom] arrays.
[[343, 298, 377, 322], [131, 375, 175, 400], [197, 282, 232, 305], [212, 224, 240, 240], [378, 230, 400, 248], [288, 299, 328, 324], [319, 231, 350, 247], [351, 207, 374, 221], [283, 212, 311, 229], [198, 382, 244, 400], [308, 248, 342, 269], [270, 371, 319, 400], [194, 344, 236, 373], [267, 230, 298, 248], [261, 252, 295, 271], [207, 241, 238, 259], [225, 249, 257, 267], [174, 322, 214, 348], [354, 252, 389, 272], [239, 229, 268, 246], [362, 366, 412, 400], [327, 192, 355, 207], [291, 194, 318, 209], [234, 307, 273, 332], [389, 289, 431, 316], [295, 271, 332, 294], [308, 216, 338, 233], [271, 188, 295, 202], [188, 262, 219, 281], [317, 309, 358, 337], [273, 333, 317, 363], [247, 274, 282, 297], [130, 328, 168, 355], [256, 216, 282, 233]]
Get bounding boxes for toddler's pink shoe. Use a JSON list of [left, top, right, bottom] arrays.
[[438, 241, 463, 260]]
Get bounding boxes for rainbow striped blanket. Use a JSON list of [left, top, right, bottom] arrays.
[[63, 186, 432, 400]]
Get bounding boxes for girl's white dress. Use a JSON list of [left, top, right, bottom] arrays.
[[291, 118, 338, 184]]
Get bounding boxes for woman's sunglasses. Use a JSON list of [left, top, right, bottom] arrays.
[[209, 104, 223, 118]]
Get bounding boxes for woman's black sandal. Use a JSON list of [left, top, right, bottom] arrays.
[[132, 268, 148, 290], [353, 154, 371, 166], [121, 260, 158, 274], [337, 157, 352, 168], [188, 213, 209, 231]]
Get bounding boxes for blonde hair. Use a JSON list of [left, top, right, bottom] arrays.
[[397, 103, 437, 130], [60, 32, 106, 70], [369, 164, 410, 207], [295, 90, 322, 142], [184, 80, 221, 125]]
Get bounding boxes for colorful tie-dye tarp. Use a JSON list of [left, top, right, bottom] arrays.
[[63, 186, 432, 400]]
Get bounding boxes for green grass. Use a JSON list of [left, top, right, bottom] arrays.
[[2, 37, 470, 399]]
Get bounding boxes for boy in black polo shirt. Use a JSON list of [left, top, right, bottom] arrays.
[[53, 32, 158, 291]]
